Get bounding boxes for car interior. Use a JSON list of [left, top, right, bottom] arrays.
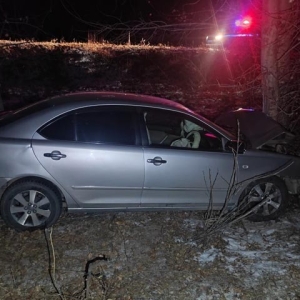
[[143, 111, 222, 151]]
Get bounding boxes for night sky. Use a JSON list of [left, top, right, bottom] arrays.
[[1, 0, 252, 42]]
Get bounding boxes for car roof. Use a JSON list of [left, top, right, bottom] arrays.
[[2, 92, 195, 123], [5, 92, 192, 118], [46, 92, 192, 111], [0, 92, 235, 140]]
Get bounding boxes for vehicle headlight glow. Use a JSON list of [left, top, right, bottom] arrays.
[[215, 34, 224, 41]]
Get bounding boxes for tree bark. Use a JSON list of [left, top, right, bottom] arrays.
[[261, 0, 295, 126]]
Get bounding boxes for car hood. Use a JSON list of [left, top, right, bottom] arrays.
[[215, 109, 294, 149]]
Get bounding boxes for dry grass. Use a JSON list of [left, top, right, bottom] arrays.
[[0, 39, 209, 54]]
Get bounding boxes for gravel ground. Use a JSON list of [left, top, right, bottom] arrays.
[[1, 199, 300, 300]]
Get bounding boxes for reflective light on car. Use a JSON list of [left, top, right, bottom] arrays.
[[205, 133, 218, 139]]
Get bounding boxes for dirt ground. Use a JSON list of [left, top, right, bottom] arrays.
[[1, 197, 300, 300]]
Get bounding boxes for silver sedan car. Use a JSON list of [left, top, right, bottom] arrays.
[[0, 92, 299, 231]]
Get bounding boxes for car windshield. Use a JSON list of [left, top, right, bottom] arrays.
[[190, 112, 236, 141]]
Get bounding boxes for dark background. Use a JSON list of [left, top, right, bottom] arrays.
[[1, 0, 254, 44]]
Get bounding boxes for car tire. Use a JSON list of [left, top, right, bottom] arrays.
[[238, 176, 288, 222], [0, 180, 62, 231]]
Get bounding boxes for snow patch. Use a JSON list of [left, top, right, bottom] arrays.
[[195, 247, 222, 263]]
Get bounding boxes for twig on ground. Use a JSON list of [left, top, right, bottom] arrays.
[[44, 227, 65, 300], [83, 255, 109, 299]]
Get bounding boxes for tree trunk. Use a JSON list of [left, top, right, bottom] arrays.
[[261, 0, 294, 126], [261, 0, 279, 119]]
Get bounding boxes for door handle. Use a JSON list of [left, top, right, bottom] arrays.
[[147, 156, 167, 166], [44, 150, 67, 160]]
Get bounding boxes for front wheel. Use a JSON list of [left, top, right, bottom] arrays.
[[238, 176, 288, 222], [0, 181, 62, 231]]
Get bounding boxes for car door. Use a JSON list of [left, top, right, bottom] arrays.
[[141, 108, 237, 210], [32, 106, 144, 208]]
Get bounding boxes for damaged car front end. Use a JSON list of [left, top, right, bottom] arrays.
[[215, 108, 300, 196]]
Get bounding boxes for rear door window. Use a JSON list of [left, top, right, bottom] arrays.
[[76, 109, 137, 145], [39, 106, 138, 145]]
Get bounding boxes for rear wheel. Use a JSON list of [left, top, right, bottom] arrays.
[[0, 181, 62, 231], [239, 176, 288, 222]]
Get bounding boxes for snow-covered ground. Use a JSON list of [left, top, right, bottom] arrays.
[[194, 215, 300, 299]]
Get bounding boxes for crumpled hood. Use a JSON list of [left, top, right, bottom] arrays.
[[215, 109, 294, 149]]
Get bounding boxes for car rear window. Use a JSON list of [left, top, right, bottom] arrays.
[[0, 101, 52, 128], [39, 114, 76, 141]]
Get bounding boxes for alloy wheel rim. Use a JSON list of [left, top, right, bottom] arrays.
[[10, 190, 51, 227], [247, 182, 282, 216]]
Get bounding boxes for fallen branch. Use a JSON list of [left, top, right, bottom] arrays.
[[44, 227, 65, 300]]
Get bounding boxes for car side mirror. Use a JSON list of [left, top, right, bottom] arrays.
[[225, 140, 246, 154]]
